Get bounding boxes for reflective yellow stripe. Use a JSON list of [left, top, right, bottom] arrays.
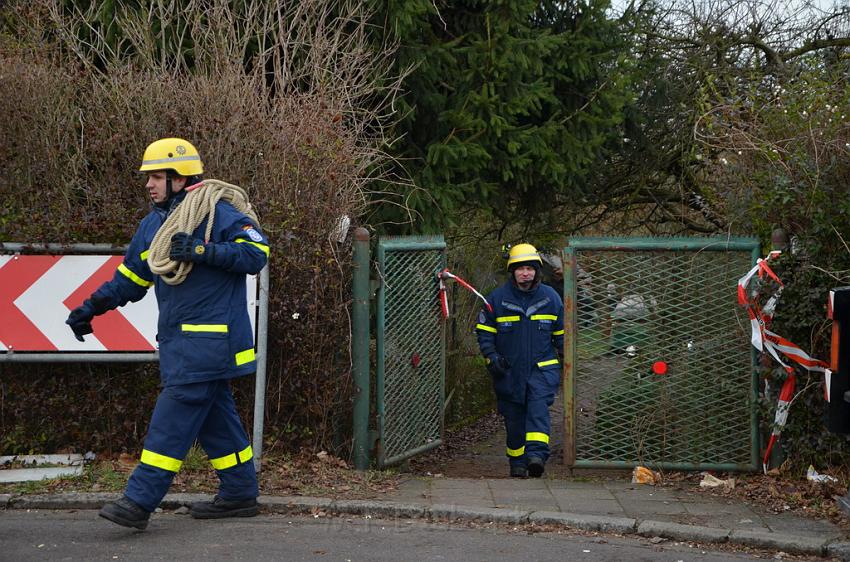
[[537, 359, 559, 367], [210, 445, 253, 470], [526, 432, 550, 444], [476, 323, 497, 333], [118, 263, 153, 288], [140, 249, 149, 261], [553, 329, 565, 336], [235, 348, 256, 366], [140, 449, 182, 472], [531, 314, 557, 321], [496, 316, 520, 322], [181, 324, 228, 333], [236, 238, 270, 256], [506, 445, 525, 457]]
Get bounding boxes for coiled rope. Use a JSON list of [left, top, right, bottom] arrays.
[[148, 179, 261, 286]]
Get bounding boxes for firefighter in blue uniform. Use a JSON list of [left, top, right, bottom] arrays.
[[65, 138, 269, 529], [476, 244, 565, 478]]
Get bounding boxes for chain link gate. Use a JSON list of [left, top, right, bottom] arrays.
[[375, 236, 446, 467], [563, 237, 760, 471]]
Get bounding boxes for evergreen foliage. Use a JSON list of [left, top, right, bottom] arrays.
[[370, 0, 632, 232]]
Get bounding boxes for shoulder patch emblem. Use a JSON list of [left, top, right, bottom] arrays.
[[245, 228, 263, 242], [478, 311, 486, 324]]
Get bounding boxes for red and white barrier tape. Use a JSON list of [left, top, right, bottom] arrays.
[[437, 269, 493, 319], [737, 251, 830, 473]]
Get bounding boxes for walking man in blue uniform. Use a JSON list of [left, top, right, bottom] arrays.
[[476, 244, 565, 478], [65, 138, 269, 529]]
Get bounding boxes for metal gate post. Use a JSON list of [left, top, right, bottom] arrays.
[[563, 246, 577, 466], [352, 228, 371, 470]]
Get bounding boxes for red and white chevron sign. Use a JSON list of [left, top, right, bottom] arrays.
[[0, 255, 257, 353]]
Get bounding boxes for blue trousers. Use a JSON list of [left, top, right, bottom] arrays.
[[498, 376, 556, 467], [125, 379, 258, 512]]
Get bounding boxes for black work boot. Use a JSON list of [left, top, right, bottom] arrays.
[[510, 465, 528, 478], [190, 495, 259, 519], [99, 495, 150, 530], [527, 457, 545, 478]]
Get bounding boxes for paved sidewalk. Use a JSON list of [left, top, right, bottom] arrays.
[[389, 476, 846, 554], [3, 478, 848, 559]]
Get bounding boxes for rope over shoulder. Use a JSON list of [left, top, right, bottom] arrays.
[[148, 179, 261, 286]]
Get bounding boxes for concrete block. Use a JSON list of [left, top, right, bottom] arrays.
[[530, 511, 636, 534], [638, 520, 730, 543], [428, 478, 490, 489], [0, 466, 83, 483], [429, 503, 530, 524], [260, 495, 333, 514], [730, 529, 828, 555], [553, 497, 624, 516], [827, 542, 850, 561], [621, 499, 687, 515], [332, 500, 426, 519], [487, 478, 549, 491], [159, 493, 209, 509], [11, 492, 116, 510], [429, 491, 493, 507]]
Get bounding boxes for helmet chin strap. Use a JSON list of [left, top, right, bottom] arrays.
[[165, 176, 174, 202]]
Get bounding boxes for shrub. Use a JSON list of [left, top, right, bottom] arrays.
[[0, 0, 401, 457]]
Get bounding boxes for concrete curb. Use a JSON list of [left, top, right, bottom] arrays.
[[9, 492, 118, 510], [828, 542, 850, 561], [637, 520, 730, 544], [331, 499, 427, 519], [0, 492, 835, 556], [430, 504, 530, 524], [729, 529, 830, 555], [530, 510, 636, 534]]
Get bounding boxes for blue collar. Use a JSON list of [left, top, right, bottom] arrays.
[[154, 189, 188, 215]]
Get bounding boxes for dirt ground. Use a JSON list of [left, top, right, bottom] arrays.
[[408, 390, 629, 480]]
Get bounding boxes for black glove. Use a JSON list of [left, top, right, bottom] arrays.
[[170, 232, 213, 263], [66, 300, 95, 342], [486, 355, 510, 378]]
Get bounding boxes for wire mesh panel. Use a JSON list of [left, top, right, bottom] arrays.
[[376, 236, 446, 467], [564, 237, 759, 471]]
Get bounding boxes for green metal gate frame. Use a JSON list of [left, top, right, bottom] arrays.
[[375, 236, 446, 467], [563, 237, 760, 471]]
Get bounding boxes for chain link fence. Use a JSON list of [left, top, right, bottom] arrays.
[[376, 236, 446, 466], [564, 237, 759, 471]]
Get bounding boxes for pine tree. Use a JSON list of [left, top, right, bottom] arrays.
[[371, 0, 632, 232]]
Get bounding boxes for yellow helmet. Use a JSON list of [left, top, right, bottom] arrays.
[[506, 243, 542, 270], [139, 138, 203, 176]]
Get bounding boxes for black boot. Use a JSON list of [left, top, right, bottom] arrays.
[[528, 457, 545, 478], [99, 495, 150, 530], [190, 495, 259, 519], [510, 465, 528, 478]]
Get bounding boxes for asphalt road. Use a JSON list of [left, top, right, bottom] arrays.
[[0, 510, 818, 562]]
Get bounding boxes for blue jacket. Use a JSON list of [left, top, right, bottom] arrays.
[[476, 280, 565, 403], [91, 190, 269, 385]]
